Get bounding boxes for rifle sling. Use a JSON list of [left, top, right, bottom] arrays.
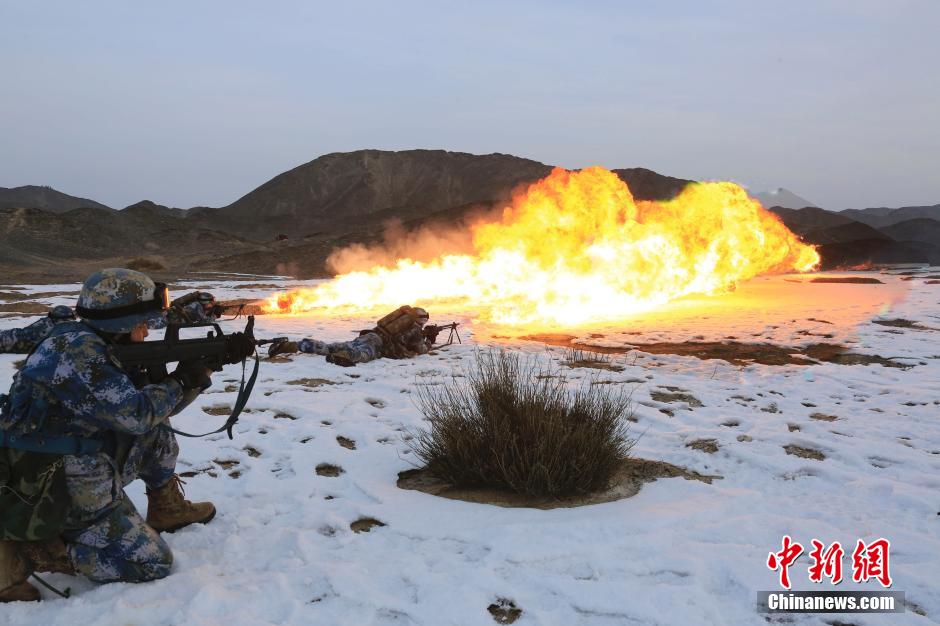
[[170, 349, 260, 440]]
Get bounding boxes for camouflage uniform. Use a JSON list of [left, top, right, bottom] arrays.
[[298, 332, 386, 363], [2, 270, 187, 585], [297, 319, 431, 364], [0, 306, 75, 354], [4, 320, 183, 582]]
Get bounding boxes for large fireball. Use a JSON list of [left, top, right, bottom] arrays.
[[265, 167, 819, 328]]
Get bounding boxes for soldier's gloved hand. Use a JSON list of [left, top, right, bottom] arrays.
[[225, 332, 255, 364], [170, 360, 213, 391], [210, 304, 225, 319]]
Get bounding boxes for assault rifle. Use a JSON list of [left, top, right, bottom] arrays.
[[423, 322, 461, 348], [110, 317, 259, 439]]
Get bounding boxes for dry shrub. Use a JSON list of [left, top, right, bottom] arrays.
[[126, 256, 167, 271], [409, 350, 634, 496]]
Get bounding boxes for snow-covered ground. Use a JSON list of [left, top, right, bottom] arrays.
[[1, 271, 939, 625]]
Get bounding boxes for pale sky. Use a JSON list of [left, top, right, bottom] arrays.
[[1, 1, 938, 211]]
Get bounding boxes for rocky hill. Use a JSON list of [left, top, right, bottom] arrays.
[[197, 150, 554, 238], [0, 185, 111, 213], [3, 150, 938, 280], [839, 204, 940, 228], [879, 217, 940, 248], [0, 204, 257, 282], [769, 207, 940, 267], [1, 150, 697, 280]]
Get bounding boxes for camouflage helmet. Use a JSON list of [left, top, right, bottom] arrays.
[[413, 307, 430, 324], [76, 268, 169, 333]]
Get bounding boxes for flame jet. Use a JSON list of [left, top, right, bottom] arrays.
[[266, 167, 820, 328]]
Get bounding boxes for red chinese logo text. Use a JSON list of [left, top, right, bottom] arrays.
[[767, 536, 892, 588], [767, 535, 804, 590]]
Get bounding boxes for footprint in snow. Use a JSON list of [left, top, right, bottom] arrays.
[[783, 444, 825, 461], [350, 517, 386, 533], [686, 439, 719, 454], [365, 397, 387, 409], [337, 436, 356, 450], [214, 458, 244, 479], [272, 458, 295, 479], [180, 466, 217, 478], [488, 599, 522, 624], [316, 463, 344, 477]]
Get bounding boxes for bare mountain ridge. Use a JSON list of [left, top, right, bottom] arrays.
[[879, 217, 940, 248], [839, 204, 940, 229], [0, 205, 256, 281], [4, 149, 939, 279], [194, 150, 694, 238], [2, 150, 694, 279], [769, 206, 940, 266], [0, 185, 111, 213]]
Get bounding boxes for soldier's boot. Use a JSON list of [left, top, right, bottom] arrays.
[[268, 340, 299, 358], [0, 541, 39, 603], [146, 474, 216, 533], [326, 352, 357, 367], [326, 345, 358, 367], [20, 537, 75, 576]]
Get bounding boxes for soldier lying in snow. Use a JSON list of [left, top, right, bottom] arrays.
[[268, 305, 433, 366]]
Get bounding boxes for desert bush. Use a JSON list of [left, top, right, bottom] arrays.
[[409, 350, 634, 497], [562, 348, 611, 364], [126, 256, 167, 272]]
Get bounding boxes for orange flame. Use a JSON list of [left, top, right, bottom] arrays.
[[265, 167, 819, 328]]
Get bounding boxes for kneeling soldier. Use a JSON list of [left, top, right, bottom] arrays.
[[0, 269, 215, 602]]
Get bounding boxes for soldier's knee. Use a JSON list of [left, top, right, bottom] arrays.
[[115, 540, 174, 583], [136, 545, 174, 582], [298, 338, 327, 354]]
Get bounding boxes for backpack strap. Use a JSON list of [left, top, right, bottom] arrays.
[[0, 430, 103, 455]]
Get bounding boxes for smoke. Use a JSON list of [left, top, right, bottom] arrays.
[[326, 205, 502, 274]]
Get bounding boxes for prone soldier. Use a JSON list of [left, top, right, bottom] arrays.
[[268, 305, 434, 366]]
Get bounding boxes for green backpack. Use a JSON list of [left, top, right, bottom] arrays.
[[0, 389, 70, 542], [0, 447, 68, 541]]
